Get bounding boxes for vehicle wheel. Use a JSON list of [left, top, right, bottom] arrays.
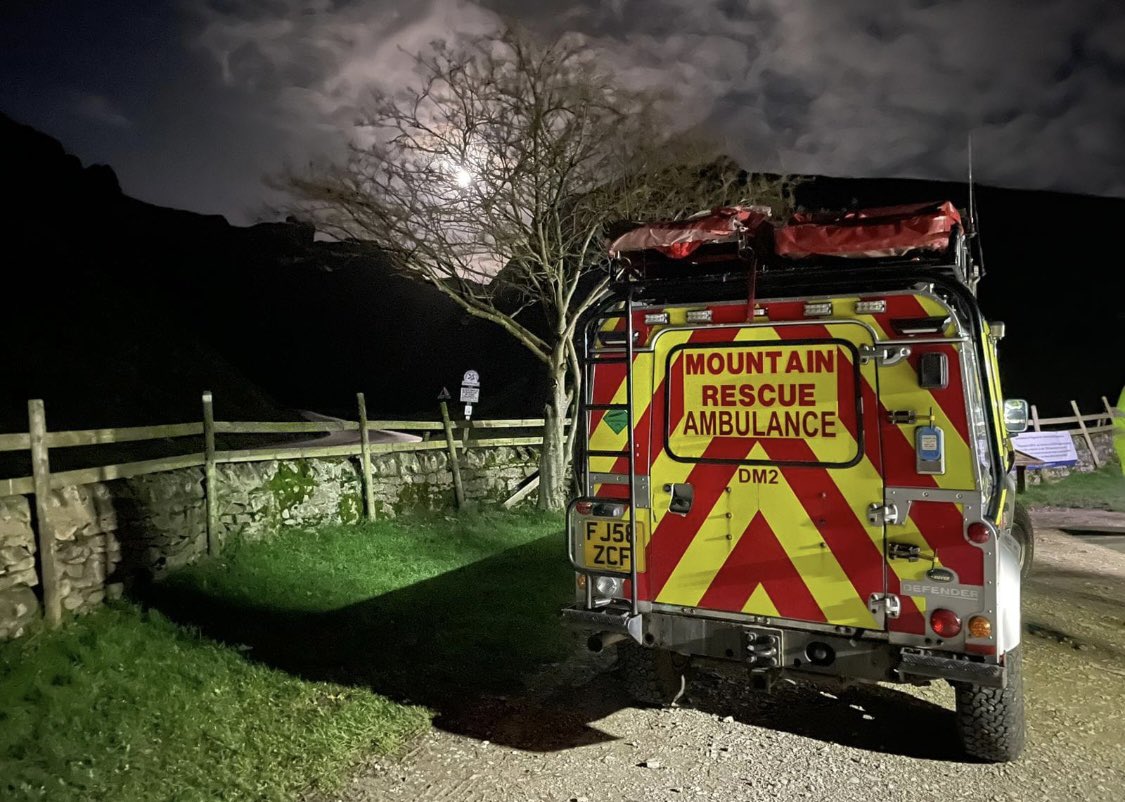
[[619, 643, 690, 707], [1012, 503, 1035, 580], [954, 646, 1026, 762]]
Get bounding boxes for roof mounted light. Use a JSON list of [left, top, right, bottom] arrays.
[[644, 312, 670, 325], [804, 302, 833, 318], [891, 315, 950, 335], [685, 309, 713, 323], [855, 299, 886, 314], [597, 331, 639, 347]]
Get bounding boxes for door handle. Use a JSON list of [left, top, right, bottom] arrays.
[[665, 483, 694, 515]]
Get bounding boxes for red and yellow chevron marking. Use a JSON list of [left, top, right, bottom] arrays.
[[582, 293, 983, 633], [645, 322, 884, 628], [791, 314, 982, 633], [855, 294, 976, 490]]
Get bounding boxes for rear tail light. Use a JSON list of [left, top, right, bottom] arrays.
[[930, 608, 962, 638], [968, 615, 993, 639], [967, 521, 992, 544]]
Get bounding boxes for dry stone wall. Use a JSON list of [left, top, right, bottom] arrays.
[[0, 445, 538, 639], [0, 496, 38, 639]]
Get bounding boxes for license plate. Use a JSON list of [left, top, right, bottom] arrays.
[[581, 519, 644, 572]]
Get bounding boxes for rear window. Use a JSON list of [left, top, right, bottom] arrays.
[[663, 339, 864, 467]]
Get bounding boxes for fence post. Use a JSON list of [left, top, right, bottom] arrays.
[[202, 391, 219, 556], [1070, 399, 1102, 469], [357, 392, 375, 522], [440, 401, 465, 508], [1030, 404, 1041, 432], [28, 399, 62, 628]]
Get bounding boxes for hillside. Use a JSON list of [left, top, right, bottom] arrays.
[[0, 114, 536, 433], [2, 112, 1121, 436]]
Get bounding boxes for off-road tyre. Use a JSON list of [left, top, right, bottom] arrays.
[[954, 646, 1026, 762], [619, 643, 690, 707], [1012, 503, 1035, 580]]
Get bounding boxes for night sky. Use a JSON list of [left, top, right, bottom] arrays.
[[2, 0, 1123, 224]]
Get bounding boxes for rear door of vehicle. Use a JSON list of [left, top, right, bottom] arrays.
[[642, 320, 887, 630]]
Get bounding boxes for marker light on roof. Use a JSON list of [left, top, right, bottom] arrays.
[[804, 302, 833, 317], [644, 312, 670, 325], [855, 300, 887, 314], [685, 309, 713, 323], [891, 315, 950, 335]]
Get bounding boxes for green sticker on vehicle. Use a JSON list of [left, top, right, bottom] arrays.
[[604, 409, 629, 434]]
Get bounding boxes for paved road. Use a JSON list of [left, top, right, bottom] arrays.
[[316, 522, 1125, 802]]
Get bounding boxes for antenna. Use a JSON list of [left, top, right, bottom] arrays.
[[968, 132, 986, 280]]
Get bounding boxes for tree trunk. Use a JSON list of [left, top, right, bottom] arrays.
[[538, 353, 571, 511]]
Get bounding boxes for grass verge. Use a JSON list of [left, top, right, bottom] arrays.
[[0, 510, 569, 802], [1021, 464, 1125, 512]]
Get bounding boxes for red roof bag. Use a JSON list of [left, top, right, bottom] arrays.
[[774, 201, 961, 259], [608, 206, 772, 259]]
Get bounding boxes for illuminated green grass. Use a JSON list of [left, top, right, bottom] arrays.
[[0, 510, 569, 802], [1021, 464, 1125, 512]]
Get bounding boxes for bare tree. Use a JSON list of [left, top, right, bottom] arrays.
[[281, 26, 794, 510]]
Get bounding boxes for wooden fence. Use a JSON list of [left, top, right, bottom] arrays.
[[1, 392, 550, 627], [1027, 396, 1119, 470]]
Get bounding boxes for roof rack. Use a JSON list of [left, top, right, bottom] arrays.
[[608, 201, 978, 292]]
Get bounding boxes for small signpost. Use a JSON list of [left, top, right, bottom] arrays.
[[461, 369, 480, 420], [439, 388, 466, 508]]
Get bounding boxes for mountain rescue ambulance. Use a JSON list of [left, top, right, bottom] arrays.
[[563, 202, 1034, 762]]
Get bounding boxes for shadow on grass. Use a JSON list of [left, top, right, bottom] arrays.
[[142, 534, 967, 760], [141, 535, 622, 751]]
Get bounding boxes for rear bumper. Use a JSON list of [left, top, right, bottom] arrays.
[[897, 648, 1005, 686], [560, 605, 642, 639], [562, 604, 1005, 688]]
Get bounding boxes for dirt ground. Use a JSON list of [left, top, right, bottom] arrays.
[[315, 518, 1125, 802]]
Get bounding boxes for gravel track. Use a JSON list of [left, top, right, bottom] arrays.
[[315, 522, 1125, 802]]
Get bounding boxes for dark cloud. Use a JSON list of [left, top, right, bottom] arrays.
[[190, 0, 1125, 212], [4, 0, 1119, 222]]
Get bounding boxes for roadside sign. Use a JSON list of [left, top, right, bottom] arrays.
[[462, 370, 480, 388], [1012, 432, 1078, 468], [460, 386, 480, 404], [437, 386, 451, 401]]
